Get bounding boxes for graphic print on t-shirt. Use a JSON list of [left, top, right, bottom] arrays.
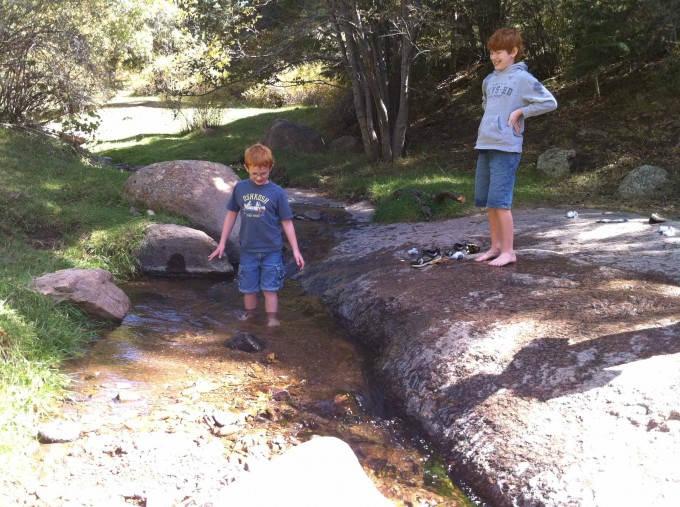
[[241, 192, 269, 218]]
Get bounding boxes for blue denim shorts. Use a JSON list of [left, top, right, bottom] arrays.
[[474, 150, 522, 209], [237, 251, 285, 293]]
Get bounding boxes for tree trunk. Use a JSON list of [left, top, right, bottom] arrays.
[[327, 0, 422, 161], [328, 0, 380, 161], [392, 1, 420, 158]]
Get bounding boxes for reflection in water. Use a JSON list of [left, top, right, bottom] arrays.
[[64, 277, 476, 506]]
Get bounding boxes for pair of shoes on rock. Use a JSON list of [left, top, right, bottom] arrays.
[[410, 248, 443, 268]]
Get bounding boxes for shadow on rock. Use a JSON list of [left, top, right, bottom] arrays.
[[446, 321, 680, 410]]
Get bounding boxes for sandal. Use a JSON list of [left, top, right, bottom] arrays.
[[465, 243, 480, 254], [451, 242, 480, 255], [410, 248, 443, 268]]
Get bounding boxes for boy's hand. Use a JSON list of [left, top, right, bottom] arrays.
[[508, 108, 524, 134], [208, 245, 224, 260], [294, 251, 305, 271]]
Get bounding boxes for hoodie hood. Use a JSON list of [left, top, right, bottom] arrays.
[[493, 61, 528, 76]]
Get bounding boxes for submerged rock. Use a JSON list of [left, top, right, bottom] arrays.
[[225, 332, 266, 352], [216, 436, 393, 506]]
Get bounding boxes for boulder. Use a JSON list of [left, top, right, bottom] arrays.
[[137, 224, 234, 277], [618, 164, 669, 197], [263, 119, 325, 153], [31, 268, 130, 321], [38, 420, 82, 444], [298, 207, 680, 506], [536, 148, 577, 178], [122, 160, 241, 262], [216, 436, 393, 506]]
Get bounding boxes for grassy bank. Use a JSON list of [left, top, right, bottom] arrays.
[[0, 127, 180, 459]]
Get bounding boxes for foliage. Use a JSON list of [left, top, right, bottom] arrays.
[[243, 64, 343, 108], [656, 42, 680, 92], [61, 112, 102, 140], [172, 99, 226, 133], [0, 0, 185, 125]]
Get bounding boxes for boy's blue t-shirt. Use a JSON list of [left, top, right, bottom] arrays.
[[226, 179, 294, 253]]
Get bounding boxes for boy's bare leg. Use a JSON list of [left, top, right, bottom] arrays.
[[475, 209, 502, 262], [263, 291, 280, 327], [239, 293, 258, 320], [488, 209, 516, 267]]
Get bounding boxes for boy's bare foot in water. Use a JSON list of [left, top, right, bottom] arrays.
[[488, 252, 516, 267], [475, 249, 500, 262], [238, 309, 257, 321], [266, 313, 280, 327]]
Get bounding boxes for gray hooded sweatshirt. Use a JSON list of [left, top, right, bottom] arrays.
[[475, 62, 557, 153]]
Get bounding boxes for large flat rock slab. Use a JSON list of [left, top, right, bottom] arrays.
[[299, 207, 680, 506]]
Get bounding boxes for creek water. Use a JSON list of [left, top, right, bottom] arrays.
[[61, 273, 477, 506]]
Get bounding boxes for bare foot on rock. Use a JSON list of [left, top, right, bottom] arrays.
[[474, 249, 500, 262], [488, 252, 516, 267]]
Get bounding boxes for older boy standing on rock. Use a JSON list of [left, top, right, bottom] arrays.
[[474, 28, 557, 266], [209, 143, 304, 326]]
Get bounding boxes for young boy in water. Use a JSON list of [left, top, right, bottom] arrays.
[[474, 28, 557, 266], [208, 144, 304, 326]]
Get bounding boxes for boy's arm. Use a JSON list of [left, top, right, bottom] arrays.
[[208, 210, 238, 260], [518, 79, 557, 119], [509, 78, 557, 134], [281, 219, 305, 270]]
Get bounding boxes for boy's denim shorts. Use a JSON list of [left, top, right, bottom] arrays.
[[237, 251, 285, 293], [474, 149, 522, 209]]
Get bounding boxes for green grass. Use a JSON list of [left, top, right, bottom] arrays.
[[0, 126, 183, 457]]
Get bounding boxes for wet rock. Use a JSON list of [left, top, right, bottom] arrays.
[[138, 223, 234, 277], [213, 424, 241, 437], [115, 391, 142, 402], [303, 209, 322, 220], [181, 378, 222, 396], [270, 388, 290, 402], [38, 420, 81, 443], [225, 332, 266, 352], [212, 410, 244, 427], [31, 268, 130, 321]]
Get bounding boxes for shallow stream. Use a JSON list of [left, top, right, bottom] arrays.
[[60, 274, 477, 506]]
